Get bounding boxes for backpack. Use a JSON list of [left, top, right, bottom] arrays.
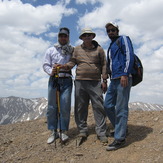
[[116, 36, 143, 86], [132, 55, 143, 86]]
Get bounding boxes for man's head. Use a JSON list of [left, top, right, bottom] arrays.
[[58, 27, 70, 45], [105, 22, 119, 40], [79, 28, 96, 43]]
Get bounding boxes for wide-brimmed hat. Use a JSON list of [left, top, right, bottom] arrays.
[[79, 28, 96, 39], [105, 22, 119, 29]]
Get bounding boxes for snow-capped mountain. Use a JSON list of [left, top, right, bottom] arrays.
[[0, 96, 47, 125], [129, 102, 163, 111], [0, 96, 163, 125]]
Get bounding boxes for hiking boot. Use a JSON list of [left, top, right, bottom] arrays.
[[98, 136, 108, 143], [106, 139, 126, 151], [47, 130, 59, 144], [78, 132, 88, 138], [59, 132, 69, 142]]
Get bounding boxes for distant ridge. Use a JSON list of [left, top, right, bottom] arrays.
[[0, 96, 47, 125], [129, 102, 163, 111], [0, 96, 163, 125]]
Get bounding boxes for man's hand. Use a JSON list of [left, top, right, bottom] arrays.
[[101, 82, 107, 94], [59, 64, 68, 70], [120, 76, 128, 87], [51, 64, 62, 76]]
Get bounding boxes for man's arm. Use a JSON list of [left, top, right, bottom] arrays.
[[99, 48, 108, 80], [120, 36, 134, 87], [99, 48, 108, 93], [43, 49, 53, 76], [61, 48, 77, 70], [121, 36, 134, 76]]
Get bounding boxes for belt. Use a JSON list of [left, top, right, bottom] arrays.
[[59, 77, 71, 79]]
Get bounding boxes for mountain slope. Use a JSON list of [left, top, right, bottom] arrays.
[[0, 96, 163, 125], [0, 96, 47, 124], [0, 108, 163, 163]]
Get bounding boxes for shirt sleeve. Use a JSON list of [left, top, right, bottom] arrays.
[[64, 48, 77, 69], [42, 48, 53, 76], [121, 36, 134, 76], [99, 48, 108, 79]]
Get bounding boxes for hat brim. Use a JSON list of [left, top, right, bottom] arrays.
[[79, 33, 96, 39], [105, 22, 118, 29], [58, 29, 69, 36]]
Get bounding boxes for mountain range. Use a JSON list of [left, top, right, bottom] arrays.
[[0, 96, 47, 125], [0, 96, 163, 125]]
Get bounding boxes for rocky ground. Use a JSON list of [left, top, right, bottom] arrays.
[[0, 108, 163, 163]]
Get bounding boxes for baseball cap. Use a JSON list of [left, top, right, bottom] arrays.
[[58, 27, 69, 36], [105, 22, 119, 29]]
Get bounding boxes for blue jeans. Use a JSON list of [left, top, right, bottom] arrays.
[[47, 76, 72, 131], [104, 77, 132, 141]]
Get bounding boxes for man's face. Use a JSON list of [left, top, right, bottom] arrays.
[[81, 33, 94, 43], [58, 34, 69, 45], [106, 25, 118, 40]]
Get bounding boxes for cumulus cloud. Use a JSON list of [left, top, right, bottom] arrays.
[[76, 0, 163, 104], [76, 0, 98, 5], [0, 0, 163, 105], [77, 2, 112, 29], [0, 0, 76, 98], [0, 0, 76, 34]]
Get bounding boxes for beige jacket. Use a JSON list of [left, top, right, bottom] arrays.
[[65, 42, 108, 81]]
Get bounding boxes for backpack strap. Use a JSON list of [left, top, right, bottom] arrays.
[[116, 36, 134, 55]]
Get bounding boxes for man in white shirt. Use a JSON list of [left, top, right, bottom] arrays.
[[43, 27, 74, 144]]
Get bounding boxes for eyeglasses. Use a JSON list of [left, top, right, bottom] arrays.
[[82, 33, 92, 37], [106, 29, 116, 33]]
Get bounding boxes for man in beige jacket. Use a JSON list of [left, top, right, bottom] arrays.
[[61, 28, 108, 143]]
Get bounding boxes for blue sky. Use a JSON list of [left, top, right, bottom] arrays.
[[0, 0, 163, 105]]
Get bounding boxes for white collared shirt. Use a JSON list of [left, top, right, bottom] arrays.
[[43, 46, 72, 77]]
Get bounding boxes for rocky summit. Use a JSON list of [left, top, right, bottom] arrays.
[[0, 106, 163, 163]]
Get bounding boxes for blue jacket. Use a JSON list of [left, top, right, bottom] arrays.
[[107, 35, 134, 79]]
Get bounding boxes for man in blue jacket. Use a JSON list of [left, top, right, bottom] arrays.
[[104, 22, 134, 151]]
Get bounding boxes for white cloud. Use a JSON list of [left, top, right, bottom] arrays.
[[131, 72, 163, 105], [76, 0, 163, 104], [0, 0, 163, 105], [0, 0, 76, 34], [45, 32, 58, 39], [76, 0, 98, 4], [77, 2, 112, 29], [0, 0, 76, 98]]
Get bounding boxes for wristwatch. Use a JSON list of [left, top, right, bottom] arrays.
[[103, 79, 107, 83]]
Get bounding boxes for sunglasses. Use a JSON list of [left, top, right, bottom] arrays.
[[107, 29, 116, 33], [82, 33, 92, 37]]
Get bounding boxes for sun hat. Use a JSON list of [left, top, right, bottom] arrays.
[[79, 28, 96, 39], [105, 22, 119, 29]]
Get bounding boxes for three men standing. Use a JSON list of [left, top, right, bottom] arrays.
[[43, 23, 134, 150]]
